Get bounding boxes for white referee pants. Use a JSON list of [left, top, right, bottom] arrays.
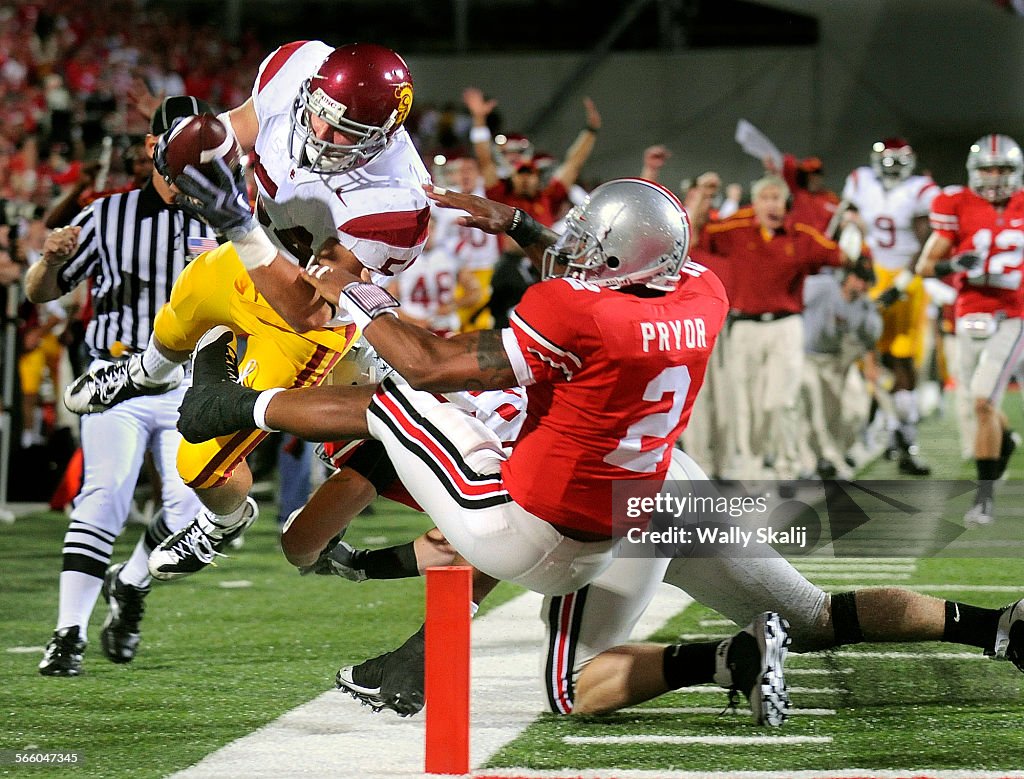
[[70, 361, 200, 558], [366, 379, 617, 596]]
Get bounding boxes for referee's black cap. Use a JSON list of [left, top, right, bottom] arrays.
[[150, 95, 214, 136]]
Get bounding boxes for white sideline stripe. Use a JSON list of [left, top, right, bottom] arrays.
[[631, 706, 836, 716], [6, 646, 45, 654], [473, 770, 1024, 778], [698, 619, 735, 627], [563, 735, 832, 746], [171, 583, 692, 779]]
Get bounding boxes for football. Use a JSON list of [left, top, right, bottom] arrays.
[[161, 114, 240, 181]]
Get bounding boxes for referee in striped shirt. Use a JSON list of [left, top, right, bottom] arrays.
[[26, 96, 218, 676]]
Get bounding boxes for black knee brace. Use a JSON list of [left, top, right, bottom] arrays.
[[830, 591, 864, 645]]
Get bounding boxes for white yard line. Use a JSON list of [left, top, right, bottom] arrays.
[[683, 685, 845, 695], [563, 735, 833, 745], [473, 770, 1024, 779], [802, 572, 912, 580], [796, 564, 916, 573], [806, 650, 988, 661], [172, 583, 691, 779], [629, 706, 837, 716], [820, 584, 1020, 592]]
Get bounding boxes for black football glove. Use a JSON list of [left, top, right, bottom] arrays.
[[876, 286, 903, 307], [174, 158, 256, 242], [935, 252, 982, 277]]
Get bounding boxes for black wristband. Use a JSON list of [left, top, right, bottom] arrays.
[[506, 208, 546, 248], [934, 260, 955, 277], [585, 125, 600, 134]]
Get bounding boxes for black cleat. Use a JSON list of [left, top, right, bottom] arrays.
[[898, 445, 932, 476], [148, 497, 259, 580], [714, 612, 791, 726], [39, 626, 86, 677], [177, 326, 261, 443], [64, 357, 183, 414], [100, 563, 150, 664], [335, 627, 425, 716]]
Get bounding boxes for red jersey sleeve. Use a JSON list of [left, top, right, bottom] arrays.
[[929, 189, 960, 241], [504, 280, 586, 386]]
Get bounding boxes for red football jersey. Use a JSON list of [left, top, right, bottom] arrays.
[[500, 265, 729, 535], [930, 186, 1024, 318]]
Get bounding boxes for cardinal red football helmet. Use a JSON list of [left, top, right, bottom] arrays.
[[290, 43, 414, 174]]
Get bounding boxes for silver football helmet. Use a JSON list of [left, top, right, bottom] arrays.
[[542, 178, 691, 291], [967, 134, 1024, 203]]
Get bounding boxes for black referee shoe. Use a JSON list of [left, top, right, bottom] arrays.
[[100, 563, 150, 664], [39, 626, 86, 677], [336, 627, 425, 716], [64, 356, 183, 414], [177, 326, 261, 443]]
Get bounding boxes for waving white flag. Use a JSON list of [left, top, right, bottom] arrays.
[[735, 119, 783, 170]]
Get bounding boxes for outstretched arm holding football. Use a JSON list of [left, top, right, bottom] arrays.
[[156, 117, 340, 332]]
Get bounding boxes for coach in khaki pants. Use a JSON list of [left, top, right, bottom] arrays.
[[696, 175, 851, 479]]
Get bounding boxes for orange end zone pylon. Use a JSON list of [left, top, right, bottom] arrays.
[[425, 565, 472, 775]]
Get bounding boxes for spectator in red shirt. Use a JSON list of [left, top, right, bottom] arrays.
[[463, 86, 600, 231], [766, 153, 841, 235]]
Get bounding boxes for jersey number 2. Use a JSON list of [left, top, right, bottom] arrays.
[[603, 365, 692, 473]]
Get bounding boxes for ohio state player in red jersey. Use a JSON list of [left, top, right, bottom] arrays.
[[178, 177, 792, 724], [918, 133, 1024, 525]]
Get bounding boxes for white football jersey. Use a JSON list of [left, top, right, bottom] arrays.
[[250, 41, 431, 280], [430, 186, 500, 272], [842, 167, 939, 271], [445, 387, 527, 447], [393, 246, 462, 335]]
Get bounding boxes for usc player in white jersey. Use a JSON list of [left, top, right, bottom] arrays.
[[62, 41, 431, 580], [390, 218, 483, 337], [433, 156, 501, 331], [919, 134, 1024, 525], [842, 138, 939, 475]]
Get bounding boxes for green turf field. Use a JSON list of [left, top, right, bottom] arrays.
[[3, 393, 1024, 777]]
